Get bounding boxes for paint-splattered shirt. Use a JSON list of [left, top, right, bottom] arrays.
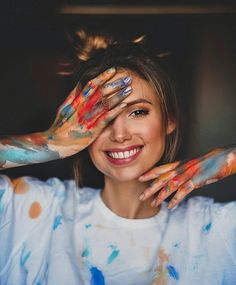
[[0, 175, 235, 285]]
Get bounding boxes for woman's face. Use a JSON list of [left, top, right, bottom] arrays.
[[89, 70, 175, 182]]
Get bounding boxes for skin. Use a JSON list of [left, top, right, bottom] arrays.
[[0, 67, 132, 169], [0, 67, 235, 216], [88, 69, 176, 219], [138, 146, 236, 209]]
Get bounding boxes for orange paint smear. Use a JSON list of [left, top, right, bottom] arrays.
[[29, 201, 42, 219], [12, 178, 29, 194]]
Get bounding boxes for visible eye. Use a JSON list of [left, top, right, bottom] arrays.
[[129, 109, 150, 118]]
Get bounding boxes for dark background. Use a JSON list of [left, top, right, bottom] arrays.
[[0, 1, 235, 201]]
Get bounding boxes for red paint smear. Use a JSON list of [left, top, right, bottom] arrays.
[[86, 112, 109, 130], [28, 134, 47, 145], [78, 89, 102, 124], [183, 159, 201, 177]]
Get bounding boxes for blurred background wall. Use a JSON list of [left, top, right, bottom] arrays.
[[0, 0, 235, 201]]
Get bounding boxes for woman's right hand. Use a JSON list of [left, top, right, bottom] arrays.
[[47, 67, 132, 158]]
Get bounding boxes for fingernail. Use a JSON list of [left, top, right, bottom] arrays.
[[123, 76, 132, 84], [168, 200, 176, 209], [138, 176, 146, 182], [121, 86, 132, 95], [139, 193, 145, 201], [107, 67, 116, 74]]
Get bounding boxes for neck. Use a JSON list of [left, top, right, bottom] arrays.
[[101, 177, 161, 219]]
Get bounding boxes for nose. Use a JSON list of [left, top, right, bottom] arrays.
[[109, 115, 132, 143]]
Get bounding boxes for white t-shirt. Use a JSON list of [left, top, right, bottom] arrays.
[[0, 175, 235, 285]]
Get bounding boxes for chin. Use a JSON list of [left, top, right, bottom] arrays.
[[104, 167, 146, 183]]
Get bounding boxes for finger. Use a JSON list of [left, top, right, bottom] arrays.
[[89, 87, 135, 133], [80, 76, 132, 117], [102, 76, 132, 96], [106, 86, 132, 108], [139, 170, 177, 201], [140, 158, 202, 202], [150, 179, 181, 207], [85, 84, 132, 122], [151, 161, 202, 207], [79, 86, 132, 129], [75, 67, 117, 104], [138, 161, 180, 181], [167, 180, 195, 209]]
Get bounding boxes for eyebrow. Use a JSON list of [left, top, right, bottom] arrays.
[[125, 98, 153, 107]]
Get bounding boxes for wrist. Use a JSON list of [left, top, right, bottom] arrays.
[[44, 129, 85, 159]]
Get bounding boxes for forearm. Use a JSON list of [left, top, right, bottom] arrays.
[[0, 131, 75, 170]]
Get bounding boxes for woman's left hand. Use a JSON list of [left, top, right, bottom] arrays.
[[138, 146, 236, 209]]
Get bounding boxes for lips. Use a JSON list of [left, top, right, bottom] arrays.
[[104, 145, 144, 166]]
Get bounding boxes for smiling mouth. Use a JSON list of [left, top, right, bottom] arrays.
[[104, 145, 144, 165], [106, 146, 143, 159]]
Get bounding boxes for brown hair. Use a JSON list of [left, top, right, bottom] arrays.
[[70, 31, 181, 187]]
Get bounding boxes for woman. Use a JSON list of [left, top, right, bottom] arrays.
[[0, 34, 235, 285]]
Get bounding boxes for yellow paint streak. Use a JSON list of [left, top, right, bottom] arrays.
[[151, 247, 169, 285]]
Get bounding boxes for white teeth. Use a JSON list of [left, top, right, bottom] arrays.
[[118, 152, 124, 158], [124, 151, 129, 158], [107, 147, 142, 159]]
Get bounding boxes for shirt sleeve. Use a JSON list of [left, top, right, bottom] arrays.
[[0, 174, 73, 282], [212, 200, 236, 265]]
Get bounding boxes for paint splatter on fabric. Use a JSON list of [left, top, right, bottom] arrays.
[[0, 176, 236, 285]]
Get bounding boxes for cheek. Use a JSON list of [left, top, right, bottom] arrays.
[[139, 119, 165, 143], [88, 142, 98, 163], [88, 137, 105, 169]]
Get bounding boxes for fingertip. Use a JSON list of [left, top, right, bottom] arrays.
[[107, 67, 116, 74]]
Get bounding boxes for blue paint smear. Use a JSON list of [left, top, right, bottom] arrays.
[[194, 155, 225, 185], [90, 267, 105, 285], [202, 222, 212, 234], [82, 247, 90, 258], [83, 86, 92, 97], [20, 243, 31, 266], [62, 105, 74, 116], [53, 215, 62, 230], [54, 191, 66, 200], [85, 224, 92, 229], [166, 264, 179, 280], [107, 247, 120, 264], [0, 148, 59, 164]]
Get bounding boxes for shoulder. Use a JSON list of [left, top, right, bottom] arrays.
[[0, 175, 72, 208], [170, 196, 236, 261], [0, 174, 99, 218], [170, 196, 236, 227]]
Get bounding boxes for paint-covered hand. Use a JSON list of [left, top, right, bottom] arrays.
[[47, 67, 132, 157], [138, 146, 236, 209], [0, 68, 132, 169]]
